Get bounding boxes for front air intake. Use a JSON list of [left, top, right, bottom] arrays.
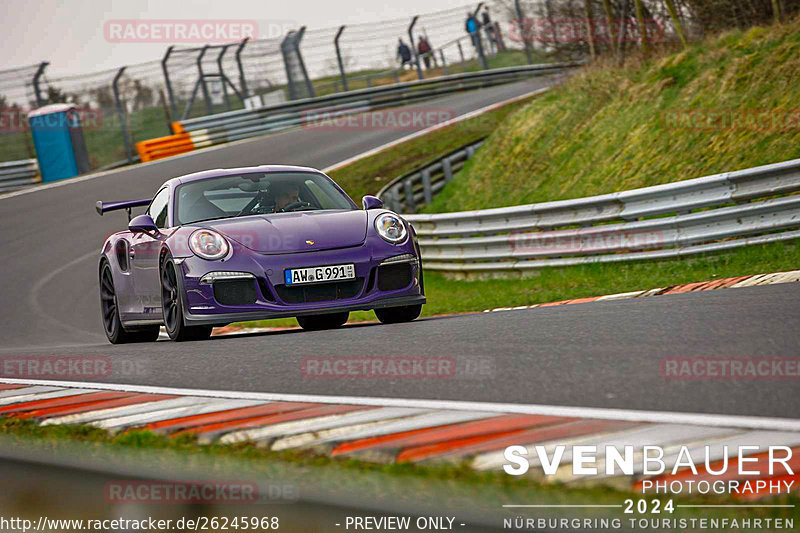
[[377, 263, 413, 291], [213, 279, 258, 306]]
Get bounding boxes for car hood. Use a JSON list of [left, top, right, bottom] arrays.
[[194, 210, 368, 254]]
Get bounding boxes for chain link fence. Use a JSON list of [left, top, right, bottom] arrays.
[[0, 1, 542, 169]]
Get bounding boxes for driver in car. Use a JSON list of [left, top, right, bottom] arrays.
[[273, 182, 302, 212]]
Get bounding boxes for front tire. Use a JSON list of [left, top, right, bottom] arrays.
[[375, 304, 422, 324], [297, 312, 349, 331], [100, 261, 159, 344], [160, 254, 213, 342]]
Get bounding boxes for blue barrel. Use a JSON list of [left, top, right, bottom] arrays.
[[29, 104, 90, 182]]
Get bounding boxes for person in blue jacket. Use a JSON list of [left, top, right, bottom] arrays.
[[465, 12, 480, 52]]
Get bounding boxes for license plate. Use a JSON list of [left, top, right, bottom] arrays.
[[284, 263, 355, 286]]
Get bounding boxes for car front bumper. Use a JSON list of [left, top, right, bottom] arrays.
[[175, 240, 425, 327]]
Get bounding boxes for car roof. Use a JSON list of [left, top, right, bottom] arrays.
[[163, 165, 324, 189]]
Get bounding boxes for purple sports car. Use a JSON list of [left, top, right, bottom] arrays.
[[96, 165, 425, 343]]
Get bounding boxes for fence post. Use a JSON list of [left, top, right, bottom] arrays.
[[439, 50, 448, 75], [161, 46, 177, 119], [408, 16, 424, 80], [295, 27, 316, 98], [196, 45, 213, 115], [473, 3, 489, 70], [216, 45, 232, 111], [457, 41, 465, 64], [514, 0, 533, 64], [235, 38, 250, 99], [112, 67, 133, 163], [32, 62, 49, 107], [334, 25, 348, 92]]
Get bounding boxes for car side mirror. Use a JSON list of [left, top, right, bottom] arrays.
[[362, 195, 383, 210], [129, 214, 158, 233]]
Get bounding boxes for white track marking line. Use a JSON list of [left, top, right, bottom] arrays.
[[95, 399, 257, 431], [2, 378, 798, 432], [220, 406, 430, 445], [322, 87, 550, 173], [0, 385, 63, 398], [0, 388, 95, 406]]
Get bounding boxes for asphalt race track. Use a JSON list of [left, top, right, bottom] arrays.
[[1, 76, 798, 421]]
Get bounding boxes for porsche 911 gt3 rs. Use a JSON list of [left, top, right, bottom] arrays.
[[96, 165, 425, 343]]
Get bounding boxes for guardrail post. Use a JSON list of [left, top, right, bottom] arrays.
[[197, 45, 213, 115], [112, 67, 133, 163], [235, 38, 250, 99], [439, 50, 448, 75], [408, 16, 424, 80], [393, 70, 400, 84], [442, 157, 454, 183], [421, 169, 433, 205], [161, 46, 178, 119], [32, 62, 49, 107], [404, 178, 416, 213], [334, 26, 348, 92], [514, 0, 534, 64], [366, 75, 372, 88]]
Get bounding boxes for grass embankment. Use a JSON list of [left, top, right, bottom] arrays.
[[426, 20, 800, 211], [238, 21, 800, 329]]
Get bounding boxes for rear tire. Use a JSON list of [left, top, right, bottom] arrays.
[[100, 261, 159, 344], [297, 312, 349, 331], [160, 254, 213, 342], [375, 304, 422, 324]]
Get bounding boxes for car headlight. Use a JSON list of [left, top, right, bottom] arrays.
[[375, 213, 408, 244], [189, 229, 229, 260]]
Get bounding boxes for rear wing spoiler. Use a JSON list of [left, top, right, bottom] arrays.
[[95, 198, 151, 220]]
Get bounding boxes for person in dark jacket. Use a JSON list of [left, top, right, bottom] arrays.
[[465, 12, 480, 52], [417, 36, 432, 69], [397, 39, 412, 68], [482, 8, 498, 53]]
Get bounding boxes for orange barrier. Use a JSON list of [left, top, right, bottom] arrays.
[[136, 124, 195, 162]]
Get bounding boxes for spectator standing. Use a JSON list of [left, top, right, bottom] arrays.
[[417, 36, 432, 69], [465, 12, 479, 53], [397, 38, 412, 69]]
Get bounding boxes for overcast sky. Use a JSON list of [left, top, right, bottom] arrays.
[[3, 0, 482, 76]]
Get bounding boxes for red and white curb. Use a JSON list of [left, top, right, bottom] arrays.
[[1, 380, 798, 500], [483, 269, 800, 313]]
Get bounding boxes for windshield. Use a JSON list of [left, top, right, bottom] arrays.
[[175, 171, 356, 225]]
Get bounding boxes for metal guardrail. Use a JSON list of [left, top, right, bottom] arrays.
[[0, 159, 40, 192], [377, 138, 485, 213], [399, 159, 800, 273], [173, 63, 575, 151]]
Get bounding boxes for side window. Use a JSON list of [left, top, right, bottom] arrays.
[[148, 188, 170, 229]]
